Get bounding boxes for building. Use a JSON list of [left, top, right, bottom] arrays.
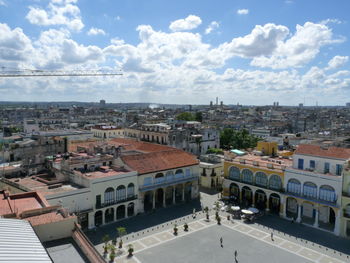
[[91, 125, 124, 139], [341, 165, 350, 238], [222, 146, 290, 215], [284, 144, 350, 236], [199, 154, 223, 190]]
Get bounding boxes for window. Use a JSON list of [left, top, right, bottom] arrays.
[[324, 162, 330, 174], [228, 166, 240, 181], [269, 175, 282, 190], [116, 185, 126, 201], [241, 169, 253, 184], [298, 158, 304, 169], [143, 177, 152, 185], [303, 182, 317, 199], [336, 164, 343, 176], [104, 188, 115, 204], [185, 168, 191, 177], [287, 179, 301, 195], [96, 195, 101, 207], [127, 183, 135, 197], [255, 172, 267, 187], [319, 185, 336, 202], [309, 160, 315, 169]]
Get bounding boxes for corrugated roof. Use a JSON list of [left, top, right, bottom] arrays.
[[0, 218, 52, 262]]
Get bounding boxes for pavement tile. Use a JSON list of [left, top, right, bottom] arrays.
[[235, 224, 253, 233], [298, 248, 321, 261], [248, 229, 268, 239], [139, 236, 160, 247], [200, 219, 216, 225], [189, 221, 205, 230], [318, 256, 344, 263], [280, 241, 302, 253], [125, 241, 145, 252], [155, 231, 174, 242], [262, 235, 284, 245]]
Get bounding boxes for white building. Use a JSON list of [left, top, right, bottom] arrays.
[[284, 144, 350, 236]]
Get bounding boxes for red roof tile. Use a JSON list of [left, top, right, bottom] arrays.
[[25, 211, 65, 226], [295, 144, 350, 160]]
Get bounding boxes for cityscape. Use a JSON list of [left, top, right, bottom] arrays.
[[1, 0, 350, 263]]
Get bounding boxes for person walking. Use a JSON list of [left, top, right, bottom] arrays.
[[271, 232, 274, 241], [234, 250, 238, 260], [220, 237, 223, 247]]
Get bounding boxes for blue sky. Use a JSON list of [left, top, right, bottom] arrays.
[[0, 0, 349, 105]]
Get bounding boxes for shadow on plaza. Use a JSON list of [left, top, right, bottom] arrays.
[[85, 199, 202, 246], [254, 214, 350, 255]]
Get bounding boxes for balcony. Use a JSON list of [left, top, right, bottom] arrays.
[[139, 174, 198, 192], [285, 191, 338, 207], [95, 195, 138, 209]]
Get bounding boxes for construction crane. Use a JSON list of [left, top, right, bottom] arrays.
[[0, 67, 122, 77]]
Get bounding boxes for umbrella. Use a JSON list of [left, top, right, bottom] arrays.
[[248, 207, 259, 214], [241, 209, 254, 215], [231, 206, 240, 211]]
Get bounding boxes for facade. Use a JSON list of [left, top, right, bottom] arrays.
[[199, 154, 223, 190], [284, 144, 350, 236], [341, 166, 350, 238], [222, 148, 289, 216], [91, 125, 124, 139]]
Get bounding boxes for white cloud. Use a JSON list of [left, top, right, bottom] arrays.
[[169, 15, 202, 32], [237, 9, 249, 15], [26, 0, 84, 31], [115, 16, 121, 21], [0, 0, 7, 6], [87, 27, 106, 36], [327, 55, 349, 70], [205, 21, 219, 34]]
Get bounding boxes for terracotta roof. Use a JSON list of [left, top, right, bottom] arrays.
[[109, 138, 176, 153], [121, 149, 199, 175], [295, 144, 350, 160], [25, 211, 65, 226]]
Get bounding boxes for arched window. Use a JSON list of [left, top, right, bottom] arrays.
[[228, 166, 240, 181], [241, 169, 253, 184], [155, 173, 165, 184], [269, 174, 282, 190], [255, 172, 267, 187], [104, 187, 115, 205], [287, 179, 301, 195], [166, 171, 174, 182], [185, 168, 191, 177], [127, 183, 135, 198], [319, 185, 336, 202], [116, 185, 126, 201], [303, 182, 317, 199], [175, 169, 184, 179]]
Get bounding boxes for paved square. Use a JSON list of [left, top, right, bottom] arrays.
[[299, 248, 321, 261], [155, 231, 174, 242], [280, 241, 302, 253], [139, 236, 160, 247], [136, 225, 314, 263]]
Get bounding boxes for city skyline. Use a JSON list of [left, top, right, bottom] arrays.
[[0, 0, 350, 105]]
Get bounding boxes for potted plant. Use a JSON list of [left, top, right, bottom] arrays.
[[127, 244, 134, 257], [173, 224, 178, 235], [204, 206, 210, 221], [227, 215, 230, 221], [108, 243, 116, 254], [109, 251, 116, 262], [184, 223, 189, 232], [116, 226, 127, 249], [118, 239, 123, 249], [102, 234, 110, 254]]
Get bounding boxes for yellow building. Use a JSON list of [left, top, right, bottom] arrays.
[[256, 141, 278, 156], [222, 150, 291, 215]]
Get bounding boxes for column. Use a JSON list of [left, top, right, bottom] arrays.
[[173, 187, 176, 204], [152, 191, 155, 209], [163, 188, 166, 207], [182, 184, 185, 202], [251, 191, 255, 208], [102, 209, 105, 225], [334, 209, 341, 236], [296, 204, 302, 223], [279, 196, 285, 217], [266, 195, 270, 212], [313, 208, 319, 228]]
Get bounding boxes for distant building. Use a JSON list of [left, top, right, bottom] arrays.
[[100, 99, 106, 107], [91, 125, 124, 139]]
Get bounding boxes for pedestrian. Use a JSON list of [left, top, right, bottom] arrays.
[[220, 237, 223, 247], [234, 250, 237, 260], [271, 232, 274, 241], [291, 218, 294, 224]]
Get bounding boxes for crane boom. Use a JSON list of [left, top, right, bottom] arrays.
[[0, 69, 122, 77]]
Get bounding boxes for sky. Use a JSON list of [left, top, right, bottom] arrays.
[[0, 0, 350, 105]]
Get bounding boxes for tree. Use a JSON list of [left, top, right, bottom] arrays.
[[195, 112, 203, 122], [175, 112, 195, 121], [206, 148, 224, 155], [102, 234, 110, 254], [220, 128, 260, 150], [116, 227, 127, 248]]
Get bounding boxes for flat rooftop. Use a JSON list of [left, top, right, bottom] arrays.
[[44, 238, 88, 263], [0, 191, 46, 215]]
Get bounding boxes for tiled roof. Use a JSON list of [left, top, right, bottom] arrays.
[[109, 138, 176, 153], [25, 211, 65, 226], [295, 144, 350, 160], [121, 150, 199, 174]]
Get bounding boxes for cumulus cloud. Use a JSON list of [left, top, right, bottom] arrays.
[[169, 15, 202, 32], [87, 27, 106, 36], [237, 9, 249, 15], [205, 21, 219, 34], [0, 0, 6, 6], [327, 55, 349, 70], [26, 0, 84, 31]]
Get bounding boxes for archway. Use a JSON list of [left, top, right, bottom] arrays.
[[175, 169, 184, 179], [241, 186, 253, 208], [105, 208, 114, 223], [104, 187, 115, 205], [319, 206, 336, 231], [116, 205, 126, 220], [241, 169, 253, 185], [116, 185, 126, 201], [127, 203, 134, 217], [255, 172, 268, 188], [286, 197, 298, 219], [165, 186, 173, 206], [269, 174, 282, 191], [127, 183, 135, 198], [229, 183, 240, 204], [301, 201, 315, 225], [155, 188, 164, 208], [144, 191, 153, 212], [269, 193, 280, 214], [184, 182, 192, 202], [254, 189, 267, 210], [228, 166, 240, 181], [155, 173, 165, 184], [94, 210, 103, 226], [175, 184, 183, 203]]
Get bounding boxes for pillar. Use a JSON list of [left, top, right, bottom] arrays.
[[173, 187, 176, 204], [102, 209, 105, 225], [152, 191, 155, 209], [296, 204, 302, 223], [182, 185, 185, 202], [163, 188, 166, 207], [334, 209, 341, 236], [251, 191, 255, 208], [266, 195, 270, 212], [313, 208, 319, 228]]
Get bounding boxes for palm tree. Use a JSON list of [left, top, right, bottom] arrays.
[[102, 234, 110, 254]]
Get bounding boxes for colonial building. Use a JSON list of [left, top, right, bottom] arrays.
[[199, 154, 223, 190], [284, 144, 350, 236], [91, 125, 124, 139], [341, 165, 350, 238]]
